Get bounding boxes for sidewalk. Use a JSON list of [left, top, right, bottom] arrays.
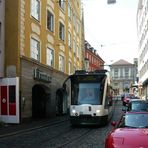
[[0, 115, 69, 138]]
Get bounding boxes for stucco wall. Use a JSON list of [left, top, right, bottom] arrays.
[[20, 57, 68, 121]]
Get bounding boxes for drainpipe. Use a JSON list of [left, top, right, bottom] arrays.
[[0, 0, 5, 78]]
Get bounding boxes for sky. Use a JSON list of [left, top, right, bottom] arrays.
[[82, 0, 139, 65]]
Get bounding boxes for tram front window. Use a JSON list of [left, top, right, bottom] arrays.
[[72, 83, 103, 105]]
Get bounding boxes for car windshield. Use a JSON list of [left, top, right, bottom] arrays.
[[124, 93, 135, 99], [119, 113, 148, 128], [125, 93, 130, 98], [131, 102, 148, 111]]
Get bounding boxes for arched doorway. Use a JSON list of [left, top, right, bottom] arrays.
[[32, 84, 50, 118]]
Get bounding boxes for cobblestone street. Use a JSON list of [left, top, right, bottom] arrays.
[[0, 100, 123, 148]]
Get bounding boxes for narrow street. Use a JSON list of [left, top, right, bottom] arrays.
[[0, 100, 123, 148]]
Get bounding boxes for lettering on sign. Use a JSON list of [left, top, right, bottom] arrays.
[[33, 68, 52, 83]]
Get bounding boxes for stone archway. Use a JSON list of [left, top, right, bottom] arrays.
[[32, 84, 50, 118]]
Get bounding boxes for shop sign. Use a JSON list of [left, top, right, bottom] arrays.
[[34, 68, 51, 83]]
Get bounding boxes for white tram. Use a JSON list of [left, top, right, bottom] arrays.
[[63, 69, 114, 126]]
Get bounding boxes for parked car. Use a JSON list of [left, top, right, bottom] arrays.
[[127, 99, 148, 112], [105, 112, 148, 148], [121, 93, 137, 106]]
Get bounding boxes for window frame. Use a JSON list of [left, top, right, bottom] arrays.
[[46, 47, 54, 67], [59, 22, 65, 41], [31, 0, 40, 21], [59, 55, 65, 72], [30, 38, 40, 61], [47, 10, 54, 32], [68, 31, 72, 48], [59, 0, 65, 10]]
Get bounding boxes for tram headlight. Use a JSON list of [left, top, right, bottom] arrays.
[[96, 110, 100, 113], [72, 109, 76, 114]]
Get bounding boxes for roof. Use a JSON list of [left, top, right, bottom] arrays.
[[111, 59, 133, 65]]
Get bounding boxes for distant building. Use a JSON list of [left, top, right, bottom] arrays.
[[110, 59, 138, 95], [137, 0, 148, 100], [84, 41, 105, 71]]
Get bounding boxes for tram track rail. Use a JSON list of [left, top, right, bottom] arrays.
[[0, 100, 123, 148], [35, 126, 94, 148], [0, 99, 119, 139], [0, 116, 69, 138], [56, 128, 93, 148]]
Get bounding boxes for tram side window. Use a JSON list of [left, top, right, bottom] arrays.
[[71, 84, 79, 105], [105, 96, 109, 108], [105, 85, 112, 108], [108, 86, 113, 106], [100, 84, 104, 104]]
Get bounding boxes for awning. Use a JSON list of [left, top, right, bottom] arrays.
[[142, 78, 148, 86]]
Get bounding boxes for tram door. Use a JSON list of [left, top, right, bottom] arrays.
[[0, 77, 19, 123]]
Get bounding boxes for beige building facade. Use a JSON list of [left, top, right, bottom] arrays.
[[110, 59, 138, 95]]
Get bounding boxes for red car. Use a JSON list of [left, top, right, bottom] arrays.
[[105, 112, 148, 148]]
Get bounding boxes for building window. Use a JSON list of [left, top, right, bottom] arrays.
[[30, 38, 40, 61], [59, 22, 65, 41], [68, 3, 72, 20], [120, 68, 123, 78], [89, 54, 91, 61], [114, 83, 118, 87], [47, 10, 54, 32], [59, 0, 65, 10], [76, 21, 80, 33], [31, 0, 40, 21], [59, 55, 65, 72], [68, 32, 72, 48], [73, 13, 76, 30], [114, 68, 118, 78], [73, 40, 76, 56], [87, 53, 89, 59], [125, 68, 129, 78], [73, 66, 76, 73], [46, 48, 54, 67], [68, 62, 72, 75], [77, 45, 80, 58]]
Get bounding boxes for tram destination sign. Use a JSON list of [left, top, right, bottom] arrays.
[[73, 74, 105, 83], [77, 75, 97, 82], [33, 68, 52, 83]]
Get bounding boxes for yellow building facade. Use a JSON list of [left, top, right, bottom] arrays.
[[4, 0, 83, 121]]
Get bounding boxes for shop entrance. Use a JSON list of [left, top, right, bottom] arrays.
[[32, 84, 50, 118], [0, 77, 19, 123]]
